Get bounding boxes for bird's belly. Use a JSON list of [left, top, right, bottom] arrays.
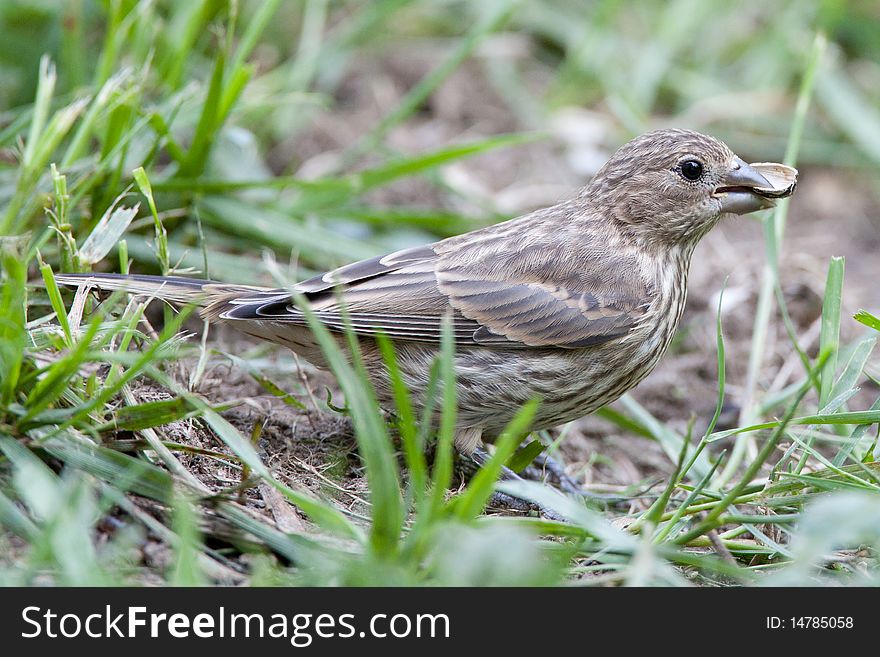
[[365, 329, 673, 439]]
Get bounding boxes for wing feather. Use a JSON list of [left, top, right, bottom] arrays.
[[218, 210, 652, 348]]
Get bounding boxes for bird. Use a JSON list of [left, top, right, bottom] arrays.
[[57, 129, 796, 457]]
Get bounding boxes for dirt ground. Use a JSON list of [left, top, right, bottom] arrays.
[[137, 49, 880, 532]]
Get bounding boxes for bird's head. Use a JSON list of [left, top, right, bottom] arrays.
[[586, 128, 796, 248]]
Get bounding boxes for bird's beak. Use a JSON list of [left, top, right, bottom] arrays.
[[714, 157, 797, 215]]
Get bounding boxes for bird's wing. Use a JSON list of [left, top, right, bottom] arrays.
[[216, 243, 484, 342], [435, 260, 648, 348], [219, 229, 652, 349]]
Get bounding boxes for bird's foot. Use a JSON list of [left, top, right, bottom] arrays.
[[468, 448, 569, 521], [485, 490, 567, 522], [520, 451, 584, 495]]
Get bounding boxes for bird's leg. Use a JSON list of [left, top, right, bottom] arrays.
[[520, 451, 584, 495], [467, 447, 567, 521]]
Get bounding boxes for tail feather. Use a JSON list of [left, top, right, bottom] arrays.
[[56, 273, 283, 324], [54, 273, 217, 305], [55, 272, 327, 363]]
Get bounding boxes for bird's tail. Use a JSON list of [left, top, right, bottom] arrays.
[[54, 273, 282, 323], [54, 272, 216, 305]]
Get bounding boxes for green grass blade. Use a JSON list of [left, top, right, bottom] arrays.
[[709, 410, 880, 442], [818, 257, 845, 408], [41, 436, 175, 503], [37, 261, 71, 346], [453, 400, 538, 520], [0, 239, 30, 402], [429, 316, 458, 517], [853, 310, 880, 332], [376, 332, 427, 510], [169, 490, 206, 586], [506, 439, 546, 474]]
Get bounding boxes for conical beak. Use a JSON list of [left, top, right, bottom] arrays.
[[714, 157, 798, 215]]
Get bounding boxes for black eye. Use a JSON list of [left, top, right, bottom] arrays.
[[679, 159, 703, 181]]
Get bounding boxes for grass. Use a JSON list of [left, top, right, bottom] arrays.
[[1, 0, 879, 586]]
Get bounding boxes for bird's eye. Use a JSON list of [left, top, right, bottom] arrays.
[[679, 159, 703, 181]]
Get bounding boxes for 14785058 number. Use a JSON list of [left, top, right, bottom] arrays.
[[790, 617, 853, 629]]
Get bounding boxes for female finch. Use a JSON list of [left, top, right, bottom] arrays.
[[58, 129, 797, 455]]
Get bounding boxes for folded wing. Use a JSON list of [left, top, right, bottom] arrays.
[[220, 236, 651, 349]]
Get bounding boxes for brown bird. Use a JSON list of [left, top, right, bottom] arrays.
[[57, 129, 796, 456]]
